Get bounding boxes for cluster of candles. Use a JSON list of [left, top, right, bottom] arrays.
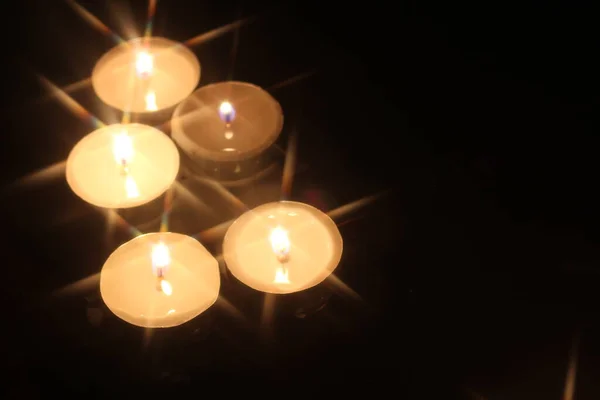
[[65, 37, 343, 328]]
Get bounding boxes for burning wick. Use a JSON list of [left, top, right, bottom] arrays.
[[135, 50, 154, 78], [218, 101, 236, 125], [151, 242, 172, 296], [113, 131, 134, 175], [270, 226, 291, 284]]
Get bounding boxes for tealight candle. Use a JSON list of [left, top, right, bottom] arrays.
[[223, 201, 343, 294], [92, 37, 200, 113], [100, 232, 220, 328], [171, 81, 283, 179], [66, 123, 179, 209]]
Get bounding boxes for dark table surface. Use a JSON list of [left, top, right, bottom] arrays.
[[1, 1, 599, 398]]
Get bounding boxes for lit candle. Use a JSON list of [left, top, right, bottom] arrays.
[[100, 232, 220, 328], [92, 37, 200, 113], [222, 201, 343, 294], [171, 81, 283, 163], [66, 123, 179, 208]]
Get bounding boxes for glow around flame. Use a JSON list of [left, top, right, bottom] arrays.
[[270, 226, 290, 258], [145, 91, 158, 111], [113, 131, 134, 165], [151, 242, 171, 275], [135, 50, 153, 78], [160, 279, 173, 296]]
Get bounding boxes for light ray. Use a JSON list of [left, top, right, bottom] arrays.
[[260, 293, 276, 339], [324, 274, 362, 302], [196, 177, 248, 214], [183, 16, 258, 48], [268, 69, 318, 92], [327, 192, 386, 222], [215, 295, 246, 322], [4, 160, 66, 192], [144, 0, 158, 40], [159, 187, 174, 232], [37, 74, 104, 129], [192, 218, 236, 242], [53, 273, 100, 297], [563, 331, 580, 400], [281, 129, 297, 200], [101, 208, 143, 238], [65, 0, 124, 44]]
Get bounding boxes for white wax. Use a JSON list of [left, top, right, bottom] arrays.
[[100, 232, 220, 328], [92, 37, 200, 113], [171, 81, 283, 162], [223, 201, 343, 294], [66, 123, 179, 209]]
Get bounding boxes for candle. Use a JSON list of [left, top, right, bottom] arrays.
[[66, 123, 179, 209], [100, 232, 220, 328], [171, 81, 283, 163], [222, 201, 343, 294], [92, 37, 200, 113]]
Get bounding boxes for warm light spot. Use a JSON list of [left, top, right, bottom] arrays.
[[274, 266, 290, 284], [167, 309, 176, 315], [125, 175, 139, 198], [113, 131, 134, 165], [224, 130, 234, 140], [222, 148, 236, 152], [145, 91, 158, 111], [288, 212, 297, 216], [270, 226, 290, 259], [135, 51, 153, 78], [160, 279, 173, 296]]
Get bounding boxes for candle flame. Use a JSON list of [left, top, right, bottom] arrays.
[[145, 91, 158, 111], [218, 101, 235, 123], [273, 266, 290, 284], [160, 279, 173, 296], [151, 242, 171, 275], [113, 131, 134, 166], [270, 226, 290, 260], [124, 175, 139, 198], [135, 50, 153, 78]]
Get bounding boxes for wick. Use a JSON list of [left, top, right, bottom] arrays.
[[276, 253, 290, 264]]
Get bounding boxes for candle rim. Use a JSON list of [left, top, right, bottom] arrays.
[[65, 122, 179, 209], [222, 200, 343, 295], [171, 81, 284, 162], [91, 36, 201, 113]]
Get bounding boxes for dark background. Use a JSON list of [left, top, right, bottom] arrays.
[[1, 0, 599, 398]]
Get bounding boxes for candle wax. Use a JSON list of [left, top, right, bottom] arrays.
[[223, 201, 343, 294], [92, 37, 200, 113], [100, 232, 220, 328], [172, 81, 283, 162], [66, 123, 179, 209]]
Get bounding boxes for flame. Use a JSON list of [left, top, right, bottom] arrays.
[[151, 242, 171, 275], [273, 266, 290, 284], [219, 101, 233, 115], [135, 50, 153, 78], [218, 101, 235, 123], [270, 226, 290, 258], [124, 175, 139, 198], [113, 131, 134, 165], [145, 91, 158, 111], [160, 279, 173, 296]]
